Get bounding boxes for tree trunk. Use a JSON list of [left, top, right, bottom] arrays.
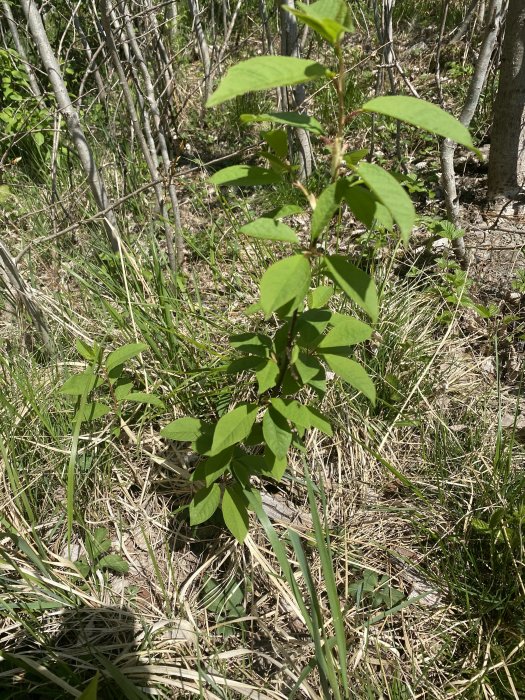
[[488, 0, 525, 202], [19, 0, 120, 254]]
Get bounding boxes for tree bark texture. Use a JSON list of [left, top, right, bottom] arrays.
[[488, 0, 525, 201]]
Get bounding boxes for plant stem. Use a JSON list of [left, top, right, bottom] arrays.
[[331, 41, 346, 181]]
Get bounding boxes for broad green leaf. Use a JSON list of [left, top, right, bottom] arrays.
[[98, 554, 129, 574], [317, 315, 372, 352], [189, 484, 221, 526], [114, 379, 133, 400], [60, 370, 99, 396], [263, 128, 288, 158], [311, 180, 347, 242], [241, 111, 325, 135], [344, 148, 369, 166], [262, 407, 292, 460], [229, 332, 272, 356], [302, 405, 333, 436], [308, 285, 333, 309], [288, 0, 353, 45], [222, 485, 249, 543], [209, 404, 258, 456], [74, 402, 111, 423], [270, 397, 309, 427], [125, 392, 165, 408], [210, 165, 280, 187], [259, 150, 289, 174], [296, 308, 332, 347], [260, 449, 287, 481], [256, 358, 280, 394], [191, 449, 233, 486], [324, 255, 378, 322], [295, 352, 325, 386], [361, 95, 477, 152], [78, 674, 99, 700], [356, 162, 415, 243], [245, 421, 265, 446], [161, 417, 207, 442], [263, 203, 303, 219], [75, 339, 96, 361], [324, 354, 376, 404], [260, 255, 311, 317], [239, 218, 299, 243], [207, 56, 327, 107], [224, 355, 262, 374], [105, 343, 148, 372], [344, 184, 393, 230]]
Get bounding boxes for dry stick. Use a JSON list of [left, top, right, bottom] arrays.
[[0, 238, 55, 354], [435, 0, 450, 107], [101, 1, 179, 273], [20, 0, 120, 254], [73, 15, 107, 108], [2, 1, 42, 98], [122, 0, 184, 267], [258, 0, 274, 54], [213, 0, 242, 77], [440, 0, 504, 263]]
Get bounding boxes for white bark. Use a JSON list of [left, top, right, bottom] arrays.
[[2, 1, 42, 98]]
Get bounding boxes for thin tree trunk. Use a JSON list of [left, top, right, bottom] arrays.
[[187, 0, 212, 104], [280, 1, 313, 181], [440, 0, 504, 261], [19, 0, 120, 254], [488, 0, 525, 202], [73, 14, 107, 107], [122, 1, 184, 268]]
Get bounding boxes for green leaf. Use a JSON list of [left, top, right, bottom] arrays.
[[74, 402, 111, 423], [302, 405, 333, 436], [308, 285, 333, 309], [296, 308, 332, 347], [287, 0, 353, 45], [324, 255, 378, 322], [189, 484, 221, 526], [114, 379, 133, 400], [260, 255, 311, 317], [295, 352, 325, 386], [241, 111, 325, 135], [97, 554, 129, 574], [105, 343, 148, 372], [60, 370, 99, 396], [210, 404, 258, 456], [191, 449, 233, 486], [356, 162, 415, 243], [263, 128, 288, 158], [344, 148, 369, 166], [263, 407, 292, 460], [239, 218, 299, 243], [229, 332, 272, 356], [311, 180, 346, 242], [324, 354, 376, 404], [263, 203, 303, 219], [161, 417, 208, 442], [210, 165, 280, 187], [125, 392, 165, 408], [260, 449, 288, 481], [344, 184, 393, 230], [244, 421, 264, 446], [317, 315, 372, 353], [361, 95, 477, 152], [222, 485, 249, 543], [224, 355, 262, 374], [75, 339, 96, 361], [78, 674, 99, 700], [32, 131, 44, 148], [207, 56, 327, 107], [255, 358, 280, 394]]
